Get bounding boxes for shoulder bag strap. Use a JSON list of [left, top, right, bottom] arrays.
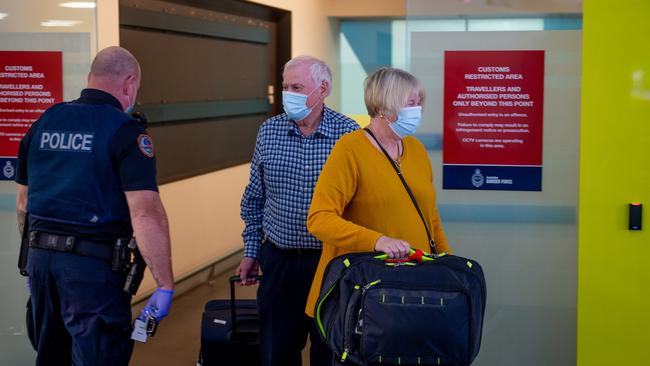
[[364, 128, 436, 254]]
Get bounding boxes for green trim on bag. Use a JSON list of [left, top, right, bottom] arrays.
[[315, 284, 337, 339]]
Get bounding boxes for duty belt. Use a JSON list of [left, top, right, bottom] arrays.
[[28, 231, 115, 262]]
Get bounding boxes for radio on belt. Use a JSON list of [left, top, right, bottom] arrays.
[[131, 316, 158, 343]]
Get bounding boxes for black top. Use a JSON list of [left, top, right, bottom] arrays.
[[16, 88, 159, 241]]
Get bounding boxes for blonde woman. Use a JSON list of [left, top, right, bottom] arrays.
[[305, 67, 451, 325]]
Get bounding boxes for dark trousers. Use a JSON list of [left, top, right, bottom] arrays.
[[257, 241, 332, 366], [27, 248, 133, 366]]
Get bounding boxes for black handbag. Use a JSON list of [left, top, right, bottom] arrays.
[[315, 251, 486, 365]]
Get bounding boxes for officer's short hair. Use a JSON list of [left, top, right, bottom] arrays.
[[283, 55, 332, 96], [90, 46, 140, 79], [364, 67, 425, 118]]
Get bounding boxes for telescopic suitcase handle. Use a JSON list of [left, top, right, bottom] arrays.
[[228, 275, 261, 336]]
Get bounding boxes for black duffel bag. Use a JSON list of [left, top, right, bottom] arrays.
[[314, 250, 486, 366]]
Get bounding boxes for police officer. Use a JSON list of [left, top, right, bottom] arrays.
[[15, 46, 174, 365]]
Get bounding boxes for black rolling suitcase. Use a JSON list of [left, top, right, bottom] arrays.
[[198, 275, 261, 366]]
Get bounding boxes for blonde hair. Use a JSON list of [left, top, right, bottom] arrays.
[[364, 67, 425, 118]]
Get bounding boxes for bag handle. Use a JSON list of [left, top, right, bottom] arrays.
[[374, 248, 434, 263], [229, 275, 261, 335], [364, 128, 437, 254]]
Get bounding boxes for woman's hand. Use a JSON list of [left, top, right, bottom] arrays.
[[374, 236, 410, 258]]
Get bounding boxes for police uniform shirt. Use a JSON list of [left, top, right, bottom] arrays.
[[15, 88, 158, 241]]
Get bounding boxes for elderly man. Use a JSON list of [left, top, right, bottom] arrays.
[[16, 46, 174, 365], [237, 55, 359, 366]]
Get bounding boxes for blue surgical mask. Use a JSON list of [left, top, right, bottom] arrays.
[[389, 106, 422, 138], [282, 87, 318, 121]]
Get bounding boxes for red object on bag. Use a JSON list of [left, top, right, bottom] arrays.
[[384, 249, 426, 263]]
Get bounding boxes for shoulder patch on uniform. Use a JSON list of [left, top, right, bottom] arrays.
[[137, 134, 155, 158]]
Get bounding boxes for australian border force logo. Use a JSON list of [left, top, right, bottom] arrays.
[[137, 134, 155, 158], [3, 161, 15, 179], [471, 169, 484, 188]]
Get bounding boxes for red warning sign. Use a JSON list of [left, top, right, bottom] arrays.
[[0, 51, 63, 180]]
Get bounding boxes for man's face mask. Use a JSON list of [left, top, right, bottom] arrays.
[[389, 106, 422, 138], [282, 86, 319, 122]]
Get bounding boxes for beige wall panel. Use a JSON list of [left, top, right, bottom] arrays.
[[137, 163, 250, 294], [97, 0, 120, 49]]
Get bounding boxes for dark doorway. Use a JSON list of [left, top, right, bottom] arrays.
[[119, 0, 291, 183]]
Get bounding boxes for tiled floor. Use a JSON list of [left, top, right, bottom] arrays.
[[130, 267, 312, 365]]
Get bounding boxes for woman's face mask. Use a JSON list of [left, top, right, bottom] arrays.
[[282, 86, 319, 121], [389, 106, 422, 138]]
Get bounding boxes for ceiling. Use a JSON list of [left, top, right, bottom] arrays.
[[0, 1, 96, 32]]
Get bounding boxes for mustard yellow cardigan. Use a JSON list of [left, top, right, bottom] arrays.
[[305, 129, 451, 317]]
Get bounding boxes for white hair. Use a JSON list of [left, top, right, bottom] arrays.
[[284, 55, 332, 96]]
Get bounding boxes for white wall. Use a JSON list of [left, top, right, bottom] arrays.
[[97, 0, 120, 48]]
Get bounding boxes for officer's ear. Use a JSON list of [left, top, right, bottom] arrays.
[[122, 74, 138, 96]]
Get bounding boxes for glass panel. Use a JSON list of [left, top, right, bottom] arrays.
[[338, 5, 582, 366], [405, 2, 582, 366], [0, 1, 97, 363], [339, 15, 581, 118], [340, 21, 394, 117], [467, 18, 544, 31]]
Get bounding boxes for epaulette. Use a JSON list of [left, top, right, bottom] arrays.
[[130, 111, 148, 129]]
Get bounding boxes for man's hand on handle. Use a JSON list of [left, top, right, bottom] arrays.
[[236, 257, 259, 286]]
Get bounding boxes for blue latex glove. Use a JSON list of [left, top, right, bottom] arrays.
[[140, 288, 174, 321]]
